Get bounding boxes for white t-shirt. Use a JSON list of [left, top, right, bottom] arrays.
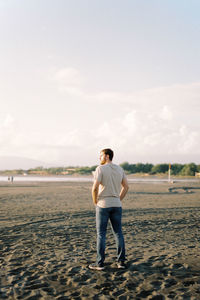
[[94, 163, 126, 208]]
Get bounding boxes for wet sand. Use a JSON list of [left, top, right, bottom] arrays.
[[0, 181, 200, 299]]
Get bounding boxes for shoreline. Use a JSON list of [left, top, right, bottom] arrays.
[[0, 174, 199, 183]]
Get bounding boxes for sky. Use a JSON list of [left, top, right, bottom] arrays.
[[0, 0, 200, 168]]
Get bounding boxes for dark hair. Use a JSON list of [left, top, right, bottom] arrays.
[[101, 148, 114, 161]]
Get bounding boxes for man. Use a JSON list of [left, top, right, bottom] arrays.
[[89, 148, 129, 270]]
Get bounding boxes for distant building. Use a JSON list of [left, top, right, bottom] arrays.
[[195, 172, 200, 178]]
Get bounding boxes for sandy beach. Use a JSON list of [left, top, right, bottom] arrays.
[[0, 180, 200, 299]]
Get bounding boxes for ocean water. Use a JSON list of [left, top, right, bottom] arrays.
[[0, 176, 92, 182], [0, 175, 199, 183]]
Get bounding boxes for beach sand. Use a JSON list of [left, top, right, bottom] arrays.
[[0, 181, 200, 299]]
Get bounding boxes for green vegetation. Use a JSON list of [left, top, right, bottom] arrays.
[[179, 163, 198, 176], [25, 165, 98, 175], [0, 163, 199, 176], [119, 162, 200, 176], [120, 162, 153, 174]]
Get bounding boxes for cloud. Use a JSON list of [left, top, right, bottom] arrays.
[[122, 110, 138, 135], [0, 114, 17, 149], [128, 82, 200, 112], [3, 114, 15, 128], [49, 67, 200, 113], [51, 67, 84, 96], [90, 92, 123, 104], [1, 80, 200, 165], [87, 102, 199, 163], [160, 105, 173, 121]]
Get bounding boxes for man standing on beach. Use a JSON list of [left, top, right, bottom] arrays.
[[89, 148, 129, 270]]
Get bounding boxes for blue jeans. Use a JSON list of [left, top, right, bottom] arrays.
[[96, 206, 126, 265]]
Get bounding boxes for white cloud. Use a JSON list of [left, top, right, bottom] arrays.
[[51, 67, 84, 96], [87, 102, 200, 162], [0, 81, 200, 165], [177, 125, 199, 154], [53, 68, 82, 85], [160, 105, 173, 121], [0, 114, 16, 149], [3, 114, 15, 128], [122, 110, 137, 135], [91, 92, 123, 104]]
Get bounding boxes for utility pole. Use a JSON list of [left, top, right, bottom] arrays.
[[168, 163, 171, 183]]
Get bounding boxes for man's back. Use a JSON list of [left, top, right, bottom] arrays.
[[95, 163, 125, 199]]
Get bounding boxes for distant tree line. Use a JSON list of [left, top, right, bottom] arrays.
[[0, 166, 97, 176], [120, 162, 200, 176], [26, 166, 98, 175], [1, 163, 200, 176]]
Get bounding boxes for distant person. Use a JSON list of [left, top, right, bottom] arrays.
[[89, 148, 129, 270], [11, 176, 14, 183]]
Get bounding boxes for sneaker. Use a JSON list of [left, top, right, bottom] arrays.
[[117, 261, 126, 269], [89, 263, 105, 271]]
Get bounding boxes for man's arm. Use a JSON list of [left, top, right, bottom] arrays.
[[120, 177, 129, 201], [92, 180, 100, 205]]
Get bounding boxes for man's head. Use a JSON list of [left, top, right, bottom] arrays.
[[100, 148, 114, 165]]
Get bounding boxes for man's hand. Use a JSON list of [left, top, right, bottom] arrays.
[[92, 180, 100, 205]]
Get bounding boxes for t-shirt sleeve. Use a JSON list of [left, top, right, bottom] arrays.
[[122, 168, 126, 180], [94, 166, 103, 182]]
